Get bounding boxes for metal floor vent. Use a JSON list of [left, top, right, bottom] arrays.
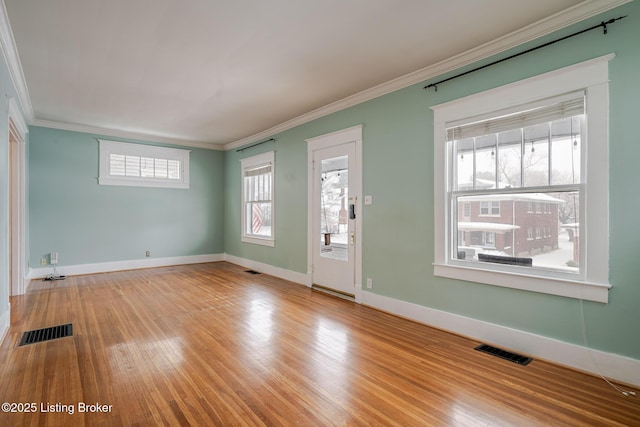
[[245, 269, 261, 275], [475, 343, 533, 366], [19, 323, 73, 346]]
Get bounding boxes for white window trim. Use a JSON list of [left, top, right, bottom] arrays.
[[99, 139, 190, 189], [241, 151, 275, 247], [432, 54, 613, 304]]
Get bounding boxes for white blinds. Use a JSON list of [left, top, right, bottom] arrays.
[[110, 154, 181, 180], [244, 164, 272, 177], [446, 95, 584, 141]]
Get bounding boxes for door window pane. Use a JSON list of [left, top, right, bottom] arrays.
[[320, 155, 348, 261]]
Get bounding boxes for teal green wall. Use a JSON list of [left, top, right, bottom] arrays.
[[225, 1, 640, 360], [29, 127, 225, 266]]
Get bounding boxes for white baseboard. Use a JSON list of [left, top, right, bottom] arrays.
[[362, 290, 640, 387], [0, 303, 10, 346], [223, 254, 309, 286], [27, 254, 225, 281]]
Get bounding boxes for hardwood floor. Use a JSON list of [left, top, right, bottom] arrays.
[[1, 262, 638, 426]]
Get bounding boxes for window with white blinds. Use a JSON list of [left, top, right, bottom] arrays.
[[446, 93, 584, 141], [241, 151, 275, 246], [431, 55, 613, 303], [99, 140, 190, 189]]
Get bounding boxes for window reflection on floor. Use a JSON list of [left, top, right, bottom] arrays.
[[310, 318, 351, 411], [110, 337, 184, 376]]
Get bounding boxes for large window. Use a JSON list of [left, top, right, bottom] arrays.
[[241, 151, 275, 246], [99, 140, 190, 189], [451, 94, 582, 272], [432, 55, 613, 303]]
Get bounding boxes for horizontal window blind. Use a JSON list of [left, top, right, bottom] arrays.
[[99, 139, 190, 189], [244, 164, 272, 177], [109, 154, 181, 180], [447, 96, 584, 141]]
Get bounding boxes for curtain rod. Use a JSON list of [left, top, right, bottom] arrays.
[[424, 15, 627, 91], [236, 138, 276, 152]]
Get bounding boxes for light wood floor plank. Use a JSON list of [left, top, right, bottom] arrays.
[[0, 262, 638, 426]]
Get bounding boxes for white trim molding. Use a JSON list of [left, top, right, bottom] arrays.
[[434, 263, 609, 303], [0, 1, 34, 122], [223, 254, 309, 286], [32, 119, 224, 151], [27, 254, 224, 281], [7, 96, 27, 135], [0, 304, 10, 346], [362, 290, 640, 388], [225, 1, 630, 151], [27, 253, 308, 287], [7, 97, 28, 296]]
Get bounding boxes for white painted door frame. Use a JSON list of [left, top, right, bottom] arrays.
[[306, 125, 363, 303], [8, 97, 28, 296]]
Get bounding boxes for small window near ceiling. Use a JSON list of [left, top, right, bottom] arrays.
[[241, 151, 275, 247], [99, 140, 190, 189]]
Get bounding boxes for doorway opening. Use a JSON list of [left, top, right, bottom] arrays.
[[9, 100, 27, 297]]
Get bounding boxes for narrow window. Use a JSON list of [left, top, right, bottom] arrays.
[[241, 152, 275, 246]]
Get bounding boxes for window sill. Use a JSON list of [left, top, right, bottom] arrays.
[[99, 177, 189, 189], [433, 263, 610, 303], [241, 236, 275, 247]]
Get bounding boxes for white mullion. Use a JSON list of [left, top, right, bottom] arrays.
[[452, 183, 580, 199]]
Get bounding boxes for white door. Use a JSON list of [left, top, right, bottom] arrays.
[[307, 125, 363, 300], [311, 142, 356, 296]]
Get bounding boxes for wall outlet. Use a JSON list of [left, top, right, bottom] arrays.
[[145, 250, 151, 257], [366, 277, 373, 289], [41, 258, 47, 266], [50, 252, 58, 265]]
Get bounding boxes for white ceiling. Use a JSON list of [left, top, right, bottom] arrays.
[[2, 0, 625, 149]]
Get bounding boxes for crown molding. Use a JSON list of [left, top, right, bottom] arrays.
[[0, 0, 34, 121], [226, 0, 631, 151], [30, 119, 224, 150], [1, 0, 631, 150]]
